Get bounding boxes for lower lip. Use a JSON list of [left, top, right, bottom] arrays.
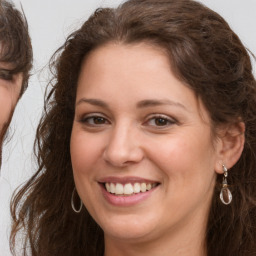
[[100, 184, 158, 207]]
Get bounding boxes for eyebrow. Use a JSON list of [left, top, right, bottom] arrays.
[[76, 98, 188, 111], [136, 99, 188, 111], [76, 98, 109, 108]]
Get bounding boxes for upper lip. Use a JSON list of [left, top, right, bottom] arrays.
[[98, 176, 160, 184]]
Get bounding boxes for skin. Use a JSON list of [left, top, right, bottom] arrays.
[[70, 42, 244, 256], [0, 62, 23, 167]]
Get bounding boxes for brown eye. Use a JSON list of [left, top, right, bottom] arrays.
[[145, 114, 176, 128], [81, 115, 109, 126], [93, 117, 106, 124], [154, 118, 169, 126]]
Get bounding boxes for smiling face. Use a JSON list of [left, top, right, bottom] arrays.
[[70, 43, 222, 252], [0, 62, 23, 165]]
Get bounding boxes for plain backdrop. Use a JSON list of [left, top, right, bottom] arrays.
[[0, 0, 255, 255]]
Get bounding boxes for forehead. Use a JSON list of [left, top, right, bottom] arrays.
[[77, 42, 211, 123], [86, 41, 169, 66], [80, 42, 172, 86], [78, 42, 172, 93]]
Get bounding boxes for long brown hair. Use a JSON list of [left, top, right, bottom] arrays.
[[0, 0, 32, 166], [11, 0, 256, 255], [0, 0, 32, 95]]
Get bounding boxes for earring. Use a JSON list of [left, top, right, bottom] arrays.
[[219, 165, 232, 205], [71, 187, 83, 213]]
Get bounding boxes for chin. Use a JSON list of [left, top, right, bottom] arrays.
[[99, 214, 159, 242], [104, 227, 154, 242]]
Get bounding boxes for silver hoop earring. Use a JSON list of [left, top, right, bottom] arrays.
[[219, 165, 232, 205], [71, 187, 83, 213]]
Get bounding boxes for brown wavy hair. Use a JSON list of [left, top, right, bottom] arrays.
[[0, 0, 33, 95], [0, 0, 32, 166], [10, 0, 256, 255]]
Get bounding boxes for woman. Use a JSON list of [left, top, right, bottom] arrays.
[[0, 0, 32, 168], [11, 0, 256, 255], [0, 1, 32, 254]]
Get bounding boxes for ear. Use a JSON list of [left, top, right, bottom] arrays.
[[214, 121, 245, 174]]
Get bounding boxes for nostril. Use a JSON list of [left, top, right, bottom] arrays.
[[103, 145, 144, 167]]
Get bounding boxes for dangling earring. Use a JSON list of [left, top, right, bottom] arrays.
[[219, 165, 232, 205], [71, 187, 83, 213]]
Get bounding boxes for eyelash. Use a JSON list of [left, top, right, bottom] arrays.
[[79, 114, 110, 126], [144, 114, 176, 128], [79, 113, 176, 129]]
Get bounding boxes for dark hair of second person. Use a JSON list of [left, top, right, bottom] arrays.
[[0, 0, 32, 167]]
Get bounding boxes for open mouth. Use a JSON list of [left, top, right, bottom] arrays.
[[103, 182, 159, 196]]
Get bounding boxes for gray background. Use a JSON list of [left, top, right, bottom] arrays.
[[0, 0, 255, 255]]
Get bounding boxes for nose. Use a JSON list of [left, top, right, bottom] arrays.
[[103, 124, 144, 167]]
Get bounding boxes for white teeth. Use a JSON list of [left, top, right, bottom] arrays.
[[140, 183, 147, 192], [124, 183, 133, 195], [134, 183, 141, 193], [106, 183, 110, 192], [146, 183, 152, 191], [110, 183, 115, 194], [115, 183, 124, 195], [105, 182, 157, 195]]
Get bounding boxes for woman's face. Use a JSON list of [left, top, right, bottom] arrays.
[[0, 63, 22, 164], [70, 43, 222, 244]]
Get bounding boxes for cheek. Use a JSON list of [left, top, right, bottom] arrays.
[[147, 132, 217, 215], [70, 127, 103, 176], [70, 128, 103, 213], [0, 73, 23, 121], [146, 130, 216, 183], [0, 88, 14, 125]]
